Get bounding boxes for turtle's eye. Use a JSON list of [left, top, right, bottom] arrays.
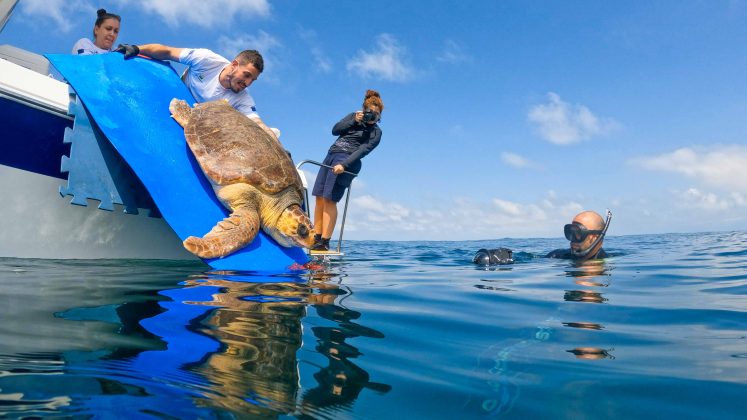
[[297, 224, 309, 237]]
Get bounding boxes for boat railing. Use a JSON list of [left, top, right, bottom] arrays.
[[295, 159, 357, 255]]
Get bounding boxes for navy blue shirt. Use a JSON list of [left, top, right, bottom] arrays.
[[328, 112, 382, 169]]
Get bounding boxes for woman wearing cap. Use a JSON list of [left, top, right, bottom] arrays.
[[311, 89, 384, 251], [72, 9, 121, 55]]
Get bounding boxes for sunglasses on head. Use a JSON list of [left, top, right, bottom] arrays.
[[564, 223, 604, 243]]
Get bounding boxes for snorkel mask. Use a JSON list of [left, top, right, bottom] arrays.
[[566, 210, 612, 259]]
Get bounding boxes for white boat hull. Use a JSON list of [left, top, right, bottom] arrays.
[[0, 165, 195, 260], [0, 46, 199, 261]]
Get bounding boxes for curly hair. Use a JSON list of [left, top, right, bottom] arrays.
[[363, 89, 384, 112]]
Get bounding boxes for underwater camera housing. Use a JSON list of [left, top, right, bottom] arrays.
[[473, 248, 514, 265]]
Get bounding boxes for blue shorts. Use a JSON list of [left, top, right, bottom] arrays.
[[311, 152, 361, 202]]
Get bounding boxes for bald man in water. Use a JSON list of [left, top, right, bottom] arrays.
[[546, 210, 609, 261]]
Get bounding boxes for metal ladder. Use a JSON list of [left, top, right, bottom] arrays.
[[295, 159, 356, 256]]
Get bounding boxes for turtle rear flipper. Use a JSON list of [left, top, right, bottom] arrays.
[[183, 208, 260, 259]]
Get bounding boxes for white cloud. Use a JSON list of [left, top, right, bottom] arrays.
[[341, 192, 585, 240], [18, 0, 90, 32], [18, 0, 271, 34], [139, 0, 270, 28], [675, 188, 746, 211], [527, 92, 620, 145], [501, 152, 537, 169], [632, 145, 747, 192], [493, 198, 546, 220], [218, 31, 282, 81], [353, 195, 410, 223], [732, 192, 747, 206], [437, 39, 471, 64], [346, 33, 414, 82], [298, 27, 332, 74]]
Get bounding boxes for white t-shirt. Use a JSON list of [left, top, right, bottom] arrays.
[[72, 38, 112, 55], [178, 48, 258, 118]]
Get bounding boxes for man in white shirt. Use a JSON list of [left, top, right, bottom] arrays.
[[115, 43, 278, 140]]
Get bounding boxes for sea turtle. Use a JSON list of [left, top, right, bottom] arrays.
[[169, 98, 315, 258]]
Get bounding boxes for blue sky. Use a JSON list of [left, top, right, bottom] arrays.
[[3, 0, 747, 240]]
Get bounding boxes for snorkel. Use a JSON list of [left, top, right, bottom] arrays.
[[570, 210, 612, 259]]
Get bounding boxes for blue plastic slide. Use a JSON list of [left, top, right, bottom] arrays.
[[47, 53, 308, 272]]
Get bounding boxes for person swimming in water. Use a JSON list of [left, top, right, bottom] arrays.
[[546, 210, 611, 261], [472, 210, 611, 265]]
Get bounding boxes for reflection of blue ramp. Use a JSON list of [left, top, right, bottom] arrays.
[[47, 53, 308, 272]]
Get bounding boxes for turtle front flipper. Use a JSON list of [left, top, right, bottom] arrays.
[[183, 207, 260, 259], [169, 98, 192, 127]]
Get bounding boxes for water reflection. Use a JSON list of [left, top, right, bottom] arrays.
[[562, 322, 604, 330], [0, 261, 390, 418], [300, 283, 392, 415], [179, 276, 307, 416], [135, 267, 392, 418], [566, 347, 616, 360], [561, 259, 615, 361], [563, 290, 608, 304], [565, 259, 610, 286], [563, 259, 610, 305]]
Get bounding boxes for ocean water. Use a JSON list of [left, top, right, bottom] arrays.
[[1, 231, 746, 419]]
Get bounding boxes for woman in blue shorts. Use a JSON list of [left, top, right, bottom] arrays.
[[311, 89, 384, 251]]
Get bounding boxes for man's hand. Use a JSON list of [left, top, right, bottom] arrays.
[[114, 44, 140, 59], [333, 164, 345, 175]]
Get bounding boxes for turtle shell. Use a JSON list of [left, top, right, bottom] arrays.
[[183, 100, 301, 194]]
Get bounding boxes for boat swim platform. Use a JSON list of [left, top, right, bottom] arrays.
[[309, 250, 344, 257], [46, 53, 308, 272]]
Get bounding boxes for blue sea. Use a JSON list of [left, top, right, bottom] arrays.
[[1, 231, 746, 419]]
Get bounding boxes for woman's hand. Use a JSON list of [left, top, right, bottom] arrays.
[[333, 164, 345, 174], [354, 111, 364, 123]]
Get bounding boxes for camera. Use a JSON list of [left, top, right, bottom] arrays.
[[473, 248, 514, 265], [362, 110, 379, 123]]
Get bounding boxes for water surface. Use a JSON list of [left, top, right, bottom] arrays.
[[1, 231, 746, 418]]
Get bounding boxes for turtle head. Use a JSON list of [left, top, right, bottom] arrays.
[[270, 204, 315, 249]]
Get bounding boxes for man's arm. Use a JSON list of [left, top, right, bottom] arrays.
[[137, 44, 183, 61], [116, 43, 183, 61]]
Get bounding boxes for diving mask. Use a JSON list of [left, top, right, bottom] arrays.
[[568, 210, 612, 258]]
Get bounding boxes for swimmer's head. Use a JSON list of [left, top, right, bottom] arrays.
[[565, 210, 611, 260]]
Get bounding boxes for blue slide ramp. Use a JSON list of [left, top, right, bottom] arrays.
[[47, 53, 308, 272]]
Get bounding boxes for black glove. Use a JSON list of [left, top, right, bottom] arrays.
[[114, 44, 140, 59]]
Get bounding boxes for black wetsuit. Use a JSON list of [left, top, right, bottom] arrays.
[[328, 112, 382, 169], [545, 248, 608, 259]]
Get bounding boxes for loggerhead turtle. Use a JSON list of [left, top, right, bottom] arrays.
[[169, 98, 315, 258]]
